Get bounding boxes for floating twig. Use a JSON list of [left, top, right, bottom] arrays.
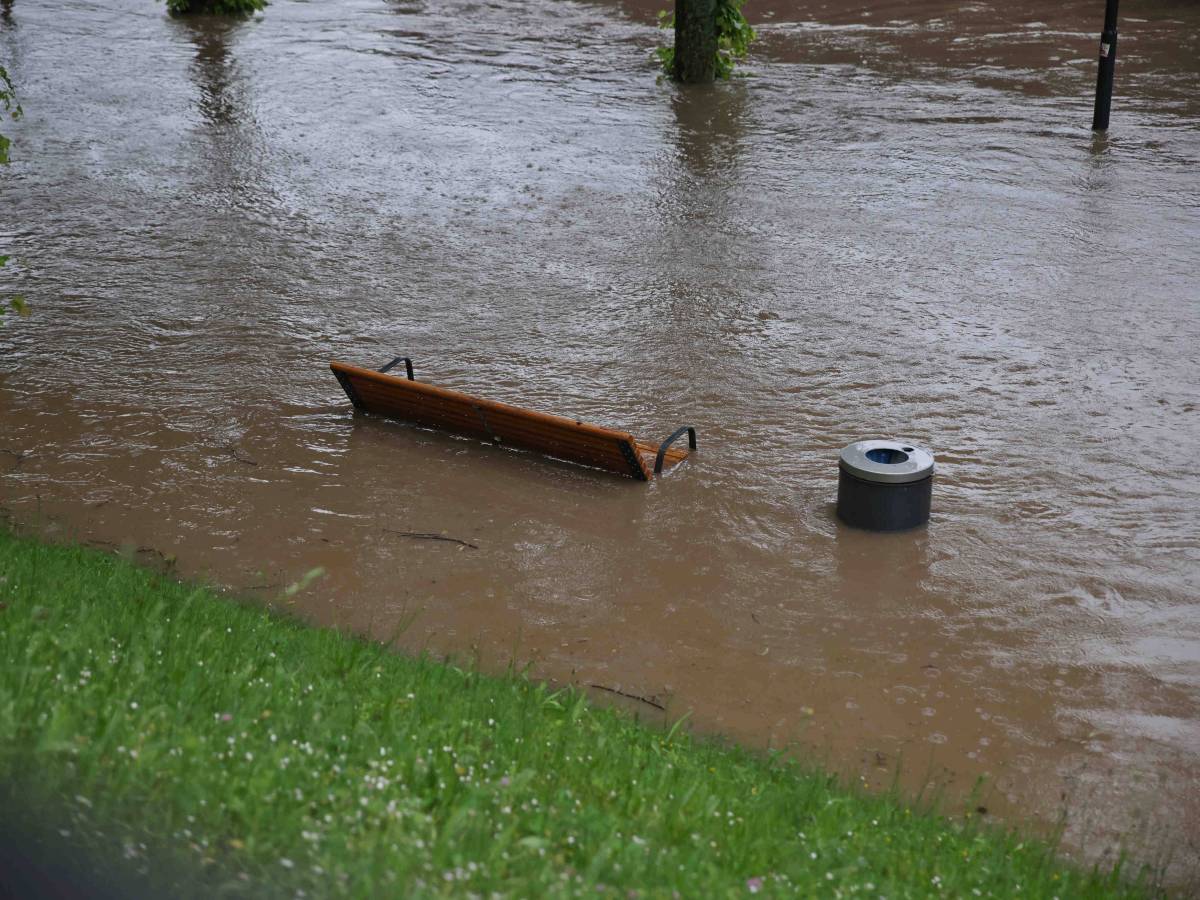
[[0, 447, 28, 467], [587, 683, 666, 711], [83, 540, 175, 571], [222, 444, 259, 467], [383, 529, 478, 550]]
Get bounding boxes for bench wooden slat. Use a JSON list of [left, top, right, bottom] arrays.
[[332, 361, 676, 480], [352, 385, 639, 471], [636, 441, 689, 472], [350, 384, 492, 438]]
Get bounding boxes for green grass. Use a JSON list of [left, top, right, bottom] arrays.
[[0, 528, 1155, 898]]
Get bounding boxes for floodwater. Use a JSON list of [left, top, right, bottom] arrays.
[[2, 0, 1199, 884]]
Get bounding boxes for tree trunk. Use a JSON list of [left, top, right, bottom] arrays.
[[673, 0, 717, 84]]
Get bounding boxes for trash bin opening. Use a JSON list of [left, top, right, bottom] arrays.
[[866, 447, 909, 465]]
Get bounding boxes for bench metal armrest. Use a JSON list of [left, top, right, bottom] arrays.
[[379, 356, 414, 380], [654, 425, 697, 475]]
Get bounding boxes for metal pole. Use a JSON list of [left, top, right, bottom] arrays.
[[1092, 0, 1119, 130]]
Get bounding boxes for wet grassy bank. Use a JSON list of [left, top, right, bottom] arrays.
[[0, 528, 1156, 897]]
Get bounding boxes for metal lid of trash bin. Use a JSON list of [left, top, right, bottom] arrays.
[[839, 440, 935, 485]]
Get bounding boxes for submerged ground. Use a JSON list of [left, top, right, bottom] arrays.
[[1, 0, 1198, 884]]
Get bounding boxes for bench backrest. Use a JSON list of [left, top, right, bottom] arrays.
[[331, 361, 651, 481]]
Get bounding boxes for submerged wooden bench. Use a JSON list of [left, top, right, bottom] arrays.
[[331, 357, 696, 481]]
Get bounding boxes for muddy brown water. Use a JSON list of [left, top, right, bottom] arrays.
[[2, 0, 1199, 885]]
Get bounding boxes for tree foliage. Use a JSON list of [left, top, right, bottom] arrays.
[[0, 64, 26, 322], [656, 0, 755, 81], [164, 0, 266, 17], [0, 63, 20, 166]]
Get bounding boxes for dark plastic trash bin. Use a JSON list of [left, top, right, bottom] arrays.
[[837, 440, 935, 531]]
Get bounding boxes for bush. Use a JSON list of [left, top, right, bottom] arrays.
[[165, 0, 266, 17]]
